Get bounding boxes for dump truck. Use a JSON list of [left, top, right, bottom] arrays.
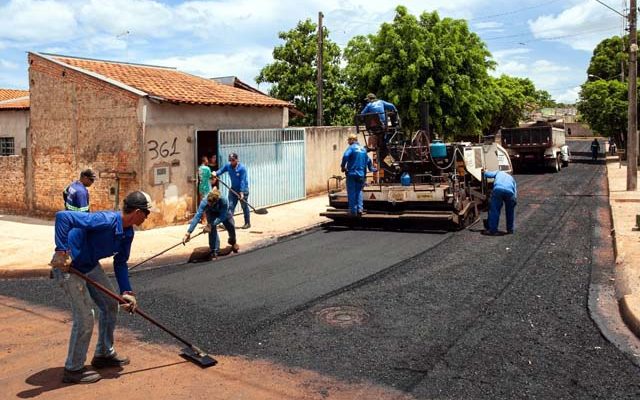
[[500, 121, 569, 172], [320, 110, 513, 229]]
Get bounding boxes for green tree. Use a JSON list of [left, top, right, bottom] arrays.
[[256, 19, 353, 126], [485, 75, 540, 133], [577, 79, 628, 145], [587, 36, 626, 82], [343, 6, 497, 138]]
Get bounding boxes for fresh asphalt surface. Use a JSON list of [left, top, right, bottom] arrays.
[[2, 140, 640, 398]]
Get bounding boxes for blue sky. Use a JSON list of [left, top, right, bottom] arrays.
[[0, 0, 628, 103]]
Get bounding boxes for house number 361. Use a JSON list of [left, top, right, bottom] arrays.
[[147, 138, 180, 160]]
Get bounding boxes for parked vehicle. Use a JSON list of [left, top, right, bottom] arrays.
[[500, 121, 569, 172]]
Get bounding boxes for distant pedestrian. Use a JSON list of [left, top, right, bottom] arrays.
[[609, 137, 617, 155], [213, 153, 251, 229], [482, 170, 517, 236], [63, 169, 96, 212], [183, 188, 238, 258], [341, 133, 377, 216], [49, 191, 153, 384], [591, 138, 600, 161]]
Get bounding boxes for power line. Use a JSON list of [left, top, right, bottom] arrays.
[[470, 0, 562, 21], [594, 0, 626, 17]]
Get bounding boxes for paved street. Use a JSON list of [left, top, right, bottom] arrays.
[[2, 141, 640, 399]]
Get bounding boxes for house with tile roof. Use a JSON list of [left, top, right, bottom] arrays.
[[0, 89, 29, 212], [16, 52, 296, 225]]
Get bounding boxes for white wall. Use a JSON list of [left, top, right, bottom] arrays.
[[139, 101, 288, 225], [0, 110, 29, 152]]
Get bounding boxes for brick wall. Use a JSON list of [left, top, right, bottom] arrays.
[[0, 155, 26, 212], [29, 54, 142, 215]]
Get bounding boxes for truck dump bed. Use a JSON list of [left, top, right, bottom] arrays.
[[501, 125, 555, 148]]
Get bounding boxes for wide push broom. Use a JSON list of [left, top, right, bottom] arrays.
[[69, 267, 217, 368]]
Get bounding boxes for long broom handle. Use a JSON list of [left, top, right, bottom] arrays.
[[69, 267, 195, 349], [215, 178, 259, 212], [129, 230, 205, 271]]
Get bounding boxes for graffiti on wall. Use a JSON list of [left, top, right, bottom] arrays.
[[147, 137, 180, 160]]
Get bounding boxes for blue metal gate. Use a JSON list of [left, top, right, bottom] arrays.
[[217, 128, 305, 211]]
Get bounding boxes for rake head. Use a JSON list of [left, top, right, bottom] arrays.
[[180, 346, 217, 368], [255, 208, 268, 215]]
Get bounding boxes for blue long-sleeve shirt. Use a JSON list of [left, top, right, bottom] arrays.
[[54, 211, 133, 293], [188, 197, 231, 233], [360, 99, 397, 124], [484, 170, 517, 198], [216, 162, 249, 192], [341, 142, 376, 178], [63, 180, 90, 212]]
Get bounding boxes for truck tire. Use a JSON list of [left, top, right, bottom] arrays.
[[551, 155, 561, 173]]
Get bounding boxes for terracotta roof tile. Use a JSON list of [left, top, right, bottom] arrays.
[[0, 89, 29, 110], [48, 55, 290, 109], [0, 89, 28, 102]]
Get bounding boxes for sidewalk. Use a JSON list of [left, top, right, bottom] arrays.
[[0, 195, 330, 279], [607, 156, 640, 337]]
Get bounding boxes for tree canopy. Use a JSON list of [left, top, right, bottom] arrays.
[[343, 6, 497, 137], [256, 19, 353, 126], [258, 7, 558, 139]]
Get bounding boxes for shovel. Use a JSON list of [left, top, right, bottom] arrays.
[[69, 267, 217, 368], [216, 179, 268, 215]]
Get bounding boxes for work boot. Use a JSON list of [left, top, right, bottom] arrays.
[[91, 352, 130, 368], [62, 367, 102, 384], [241, 223, 251, 229], [232, 243, 240, 253]]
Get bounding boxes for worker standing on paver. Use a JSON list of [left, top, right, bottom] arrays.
[[341, 133, 377, 216], [49, 191, 153, 384], [360, 93, 398, 127], [213, 152, 251, 229], [482, 170, 517, 236], [183, 188, 239, 258], [63, 169, 96, 212]]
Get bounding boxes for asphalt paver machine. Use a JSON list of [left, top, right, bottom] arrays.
[[321, 110, 513, 229]]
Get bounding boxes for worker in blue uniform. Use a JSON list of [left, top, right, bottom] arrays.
[[49, 190, 153, 384], [63, 169, 96, 212], [183, 188, 238, 258], [213, 152, 251, 229], [483, 170, 517, 236], [360, 93, 398, 126], [341, 133, 377, 216]]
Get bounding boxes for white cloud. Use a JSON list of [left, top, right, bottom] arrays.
[[554, 86, 580, 104], [528, 1, 622, 51], [145, 47, 273, 86], [0, 0, 77, 43], [79, 0, 173, 38], [0, 59, 19, 69], [531, 59, 570, 73]]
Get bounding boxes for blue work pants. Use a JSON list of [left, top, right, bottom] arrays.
[[229, 190, 250, 225], [346, 175, 365, 214], [488, 188, 516, 233], [209, 214, 237, 255], [53, 264, 119, 371]]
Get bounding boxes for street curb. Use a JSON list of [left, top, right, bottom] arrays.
[[0, 221, 328, 280], [620, 294, 640, 338]]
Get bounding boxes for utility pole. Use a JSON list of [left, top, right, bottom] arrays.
[[628, 0, 637, 191], [316, 11, 324, 126]]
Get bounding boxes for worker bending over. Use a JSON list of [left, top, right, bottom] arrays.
[[483, 170, 517, 236], [184, 188, 239, 258], [341, 133, 377, 216], [49, 191, 152, 384]]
